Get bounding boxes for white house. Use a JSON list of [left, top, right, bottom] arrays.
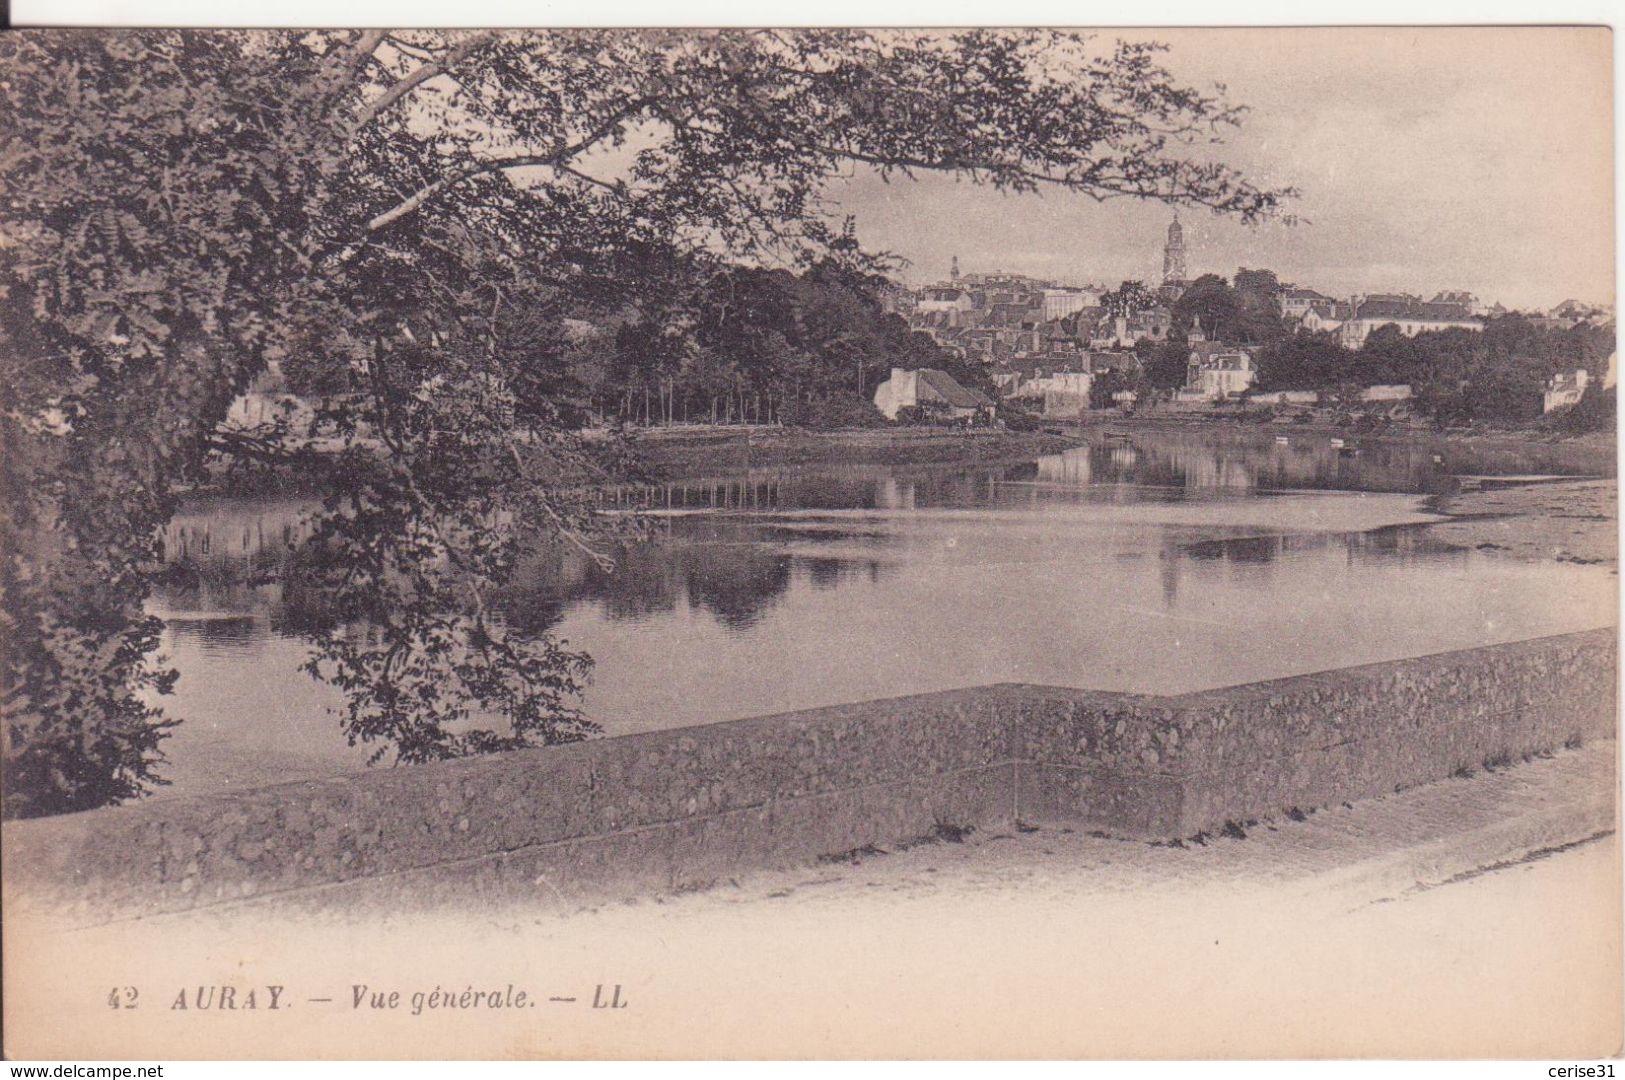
[[1011, 370, 1093, 418], [223, 361, 316, 432], [1184, 342, 1257, 401], [1279, 287, 1333, 321], [1338, 299, 1481, 348], [915, 286, 975, 328], [873, 367, 996, 422], [1300, 301, 1354, 334], [1543, 369, 1591, 413], [1041, 288, 1096, 322]]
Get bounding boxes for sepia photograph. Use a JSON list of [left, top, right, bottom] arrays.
[[0, 18, 1619, 1063]]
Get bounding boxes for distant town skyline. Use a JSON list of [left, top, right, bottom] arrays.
[[827, 27, 1613, 313]]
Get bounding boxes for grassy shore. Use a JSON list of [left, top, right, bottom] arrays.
[[626, 424, 1081, 479], [193, 416, 1613, 500]]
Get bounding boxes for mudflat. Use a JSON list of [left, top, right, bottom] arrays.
[[1428, 478, 1618, 570]]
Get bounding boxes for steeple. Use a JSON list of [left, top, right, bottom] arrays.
[[1162, 213, 1187, 284], [950, 255, 960, 282]]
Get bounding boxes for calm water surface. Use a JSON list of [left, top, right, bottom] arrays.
[[147, 429, 1617, 797]]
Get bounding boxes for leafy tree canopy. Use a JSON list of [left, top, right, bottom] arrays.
[[1170, 269, 1285, 345], [1232, 268, 1281, 298], [1136, 340, 1192, 390], [1170, 274, 1236, 339], [0, 28, 1290, 817], [1101, 280, 1160, 319], [1252, 315, 1613, 424]]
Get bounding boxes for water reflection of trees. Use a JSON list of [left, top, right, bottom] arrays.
[[1179, 525, 1471, 565], [164, 615, 261, 649], [505, 525, 882, 634], [154, 502, 318, 615], [805, 557, 843, 589], [155, 431, 1513, 642], [611, 467, 1005, 514], [158, 502, 318, 562], [684, 551, 794, 631], [155, 491, 897, 640], [1035, 434, 1460, 496], [1153, 525, 1472, 608]]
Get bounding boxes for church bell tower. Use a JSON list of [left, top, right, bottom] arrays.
[[1162, 214, 1187, 284]]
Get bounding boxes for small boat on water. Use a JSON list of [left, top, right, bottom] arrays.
[[1104, 430, 1132, 441]]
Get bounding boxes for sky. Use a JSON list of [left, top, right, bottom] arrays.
[[824, 27, 1614, 312]]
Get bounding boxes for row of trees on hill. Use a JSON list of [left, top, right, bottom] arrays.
[[1248, 315, 1613, 422], [1131, 312, 1612, 422], [1114, 266, 1612, 423], [284, 256, 995, 430], [536, 259, 999, 428]]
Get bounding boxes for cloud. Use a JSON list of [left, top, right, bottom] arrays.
[[827, 27, 1613, 311]]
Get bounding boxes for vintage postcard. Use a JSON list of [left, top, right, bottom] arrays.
[[0, 24, 1618, 1061]]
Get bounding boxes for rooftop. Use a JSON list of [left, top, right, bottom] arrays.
[[1353, 299, 1477, 322], [916, 368, 995, 409]]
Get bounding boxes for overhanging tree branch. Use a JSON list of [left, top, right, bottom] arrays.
[[364, 96, 656, 231], [4, 28, 1301, 816], [353, 30, 502, 131], [342, 30, 390, 77]]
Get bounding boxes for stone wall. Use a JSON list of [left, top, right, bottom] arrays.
[[1011, 630, 1617, 835], [3, 629, 1614, 925]]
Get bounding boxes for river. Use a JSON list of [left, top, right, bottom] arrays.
[[144, 428, 1617, 798]]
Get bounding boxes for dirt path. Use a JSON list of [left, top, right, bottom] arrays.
[[6, 744, 1616, 1060], [537, 741, 1617, 920]]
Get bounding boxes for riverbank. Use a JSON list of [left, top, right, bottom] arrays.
[[1425, 477, 1618, 570], [1056, 410, 1619, 476], [626, 425, 1079, 479], [187, 426, 1083, 496], [193, 416, 1612, 496]]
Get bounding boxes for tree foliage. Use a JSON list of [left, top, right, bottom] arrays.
[[1170, 274, 1236, 339], [1101, 280, 1159, 319], [1170, 269, 1284, 345], [1252, 315, 1613, 423], [1136, 339, 1191, 390], [0, 29, 1290, 817], [539, 250, 966, 428]]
